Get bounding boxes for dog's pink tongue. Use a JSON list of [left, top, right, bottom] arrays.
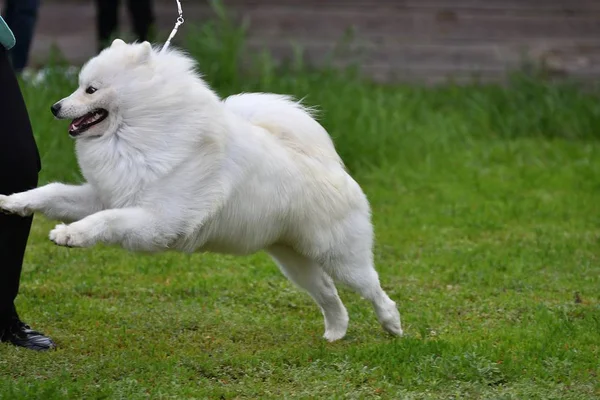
[[69, 115, 88, 131]]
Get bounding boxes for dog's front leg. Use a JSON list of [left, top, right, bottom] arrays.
[[48, 207, 182, 251], [0, 183, 103, 222]]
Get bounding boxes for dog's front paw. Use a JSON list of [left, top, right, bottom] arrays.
[[0, 194, 33, 217], [49, 223, 95, 248]]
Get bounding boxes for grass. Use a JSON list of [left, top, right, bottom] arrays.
[[1, 9, 600, 399]]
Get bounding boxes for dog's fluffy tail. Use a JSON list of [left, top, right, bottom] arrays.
[[223, 93, 343, 165]]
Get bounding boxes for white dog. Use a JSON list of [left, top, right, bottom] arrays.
[[0, 39, 402, 341]]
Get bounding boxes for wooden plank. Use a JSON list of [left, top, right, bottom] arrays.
[[348, 64, 600, 84], [246, 39, 600, 79], [240, 9, 600, 43], [180, 0, 600, 13]]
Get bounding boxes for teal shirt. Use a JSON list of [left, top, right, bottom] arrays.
[[0, 16, 15, 50]]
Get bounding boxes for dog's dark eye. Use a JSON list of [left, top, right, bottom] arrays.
[[86, 86, 97, 94]]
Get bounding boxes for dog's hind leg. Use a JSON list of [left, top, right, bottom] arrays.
[[268, 245, 349, 342], [323, 252, 403, 337]]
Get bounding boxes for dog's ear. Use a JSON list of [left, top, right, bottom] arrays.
[[136, 41, 153, 64], [111, 38, 127, 49]]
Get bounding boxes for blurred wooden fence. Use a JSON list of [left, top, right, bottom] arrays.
[[30, 0, 600, 83]]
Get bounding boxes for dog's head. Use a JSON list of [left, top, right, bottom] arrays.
[[51, 39, 156, 139]]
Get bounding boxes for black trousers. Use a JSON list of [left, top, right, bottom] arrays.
[[2, 0, 40, 72], [0, 46, 40, 326], [95, 0, 155, 51]]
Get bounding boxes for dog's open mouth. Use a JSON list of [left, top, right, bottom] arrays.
[[69, 109, 108, 137]]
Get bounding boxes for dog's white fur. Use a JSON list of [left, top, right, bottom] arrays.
[[0, 39, 402, 341]]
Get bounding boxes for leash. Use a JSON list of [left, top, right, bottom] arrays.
[[161, 0, 185, 53]]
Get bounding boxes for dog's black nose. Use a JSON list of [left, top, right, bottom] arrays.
[[50, 102, 62, 117]]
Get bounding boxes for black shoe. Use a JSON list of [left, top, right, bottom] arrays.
[[0, 320, 56, 351]]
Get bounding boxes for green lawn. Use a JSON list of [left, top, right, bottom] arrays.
[[1, 21, 600, 399]]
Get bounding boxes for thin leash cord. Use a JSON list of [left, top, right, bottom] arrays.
[[161, 0, 184, 53]]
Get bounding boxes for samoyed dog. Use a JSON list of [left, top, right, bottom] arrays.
[[0, 39, 402, 341]]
